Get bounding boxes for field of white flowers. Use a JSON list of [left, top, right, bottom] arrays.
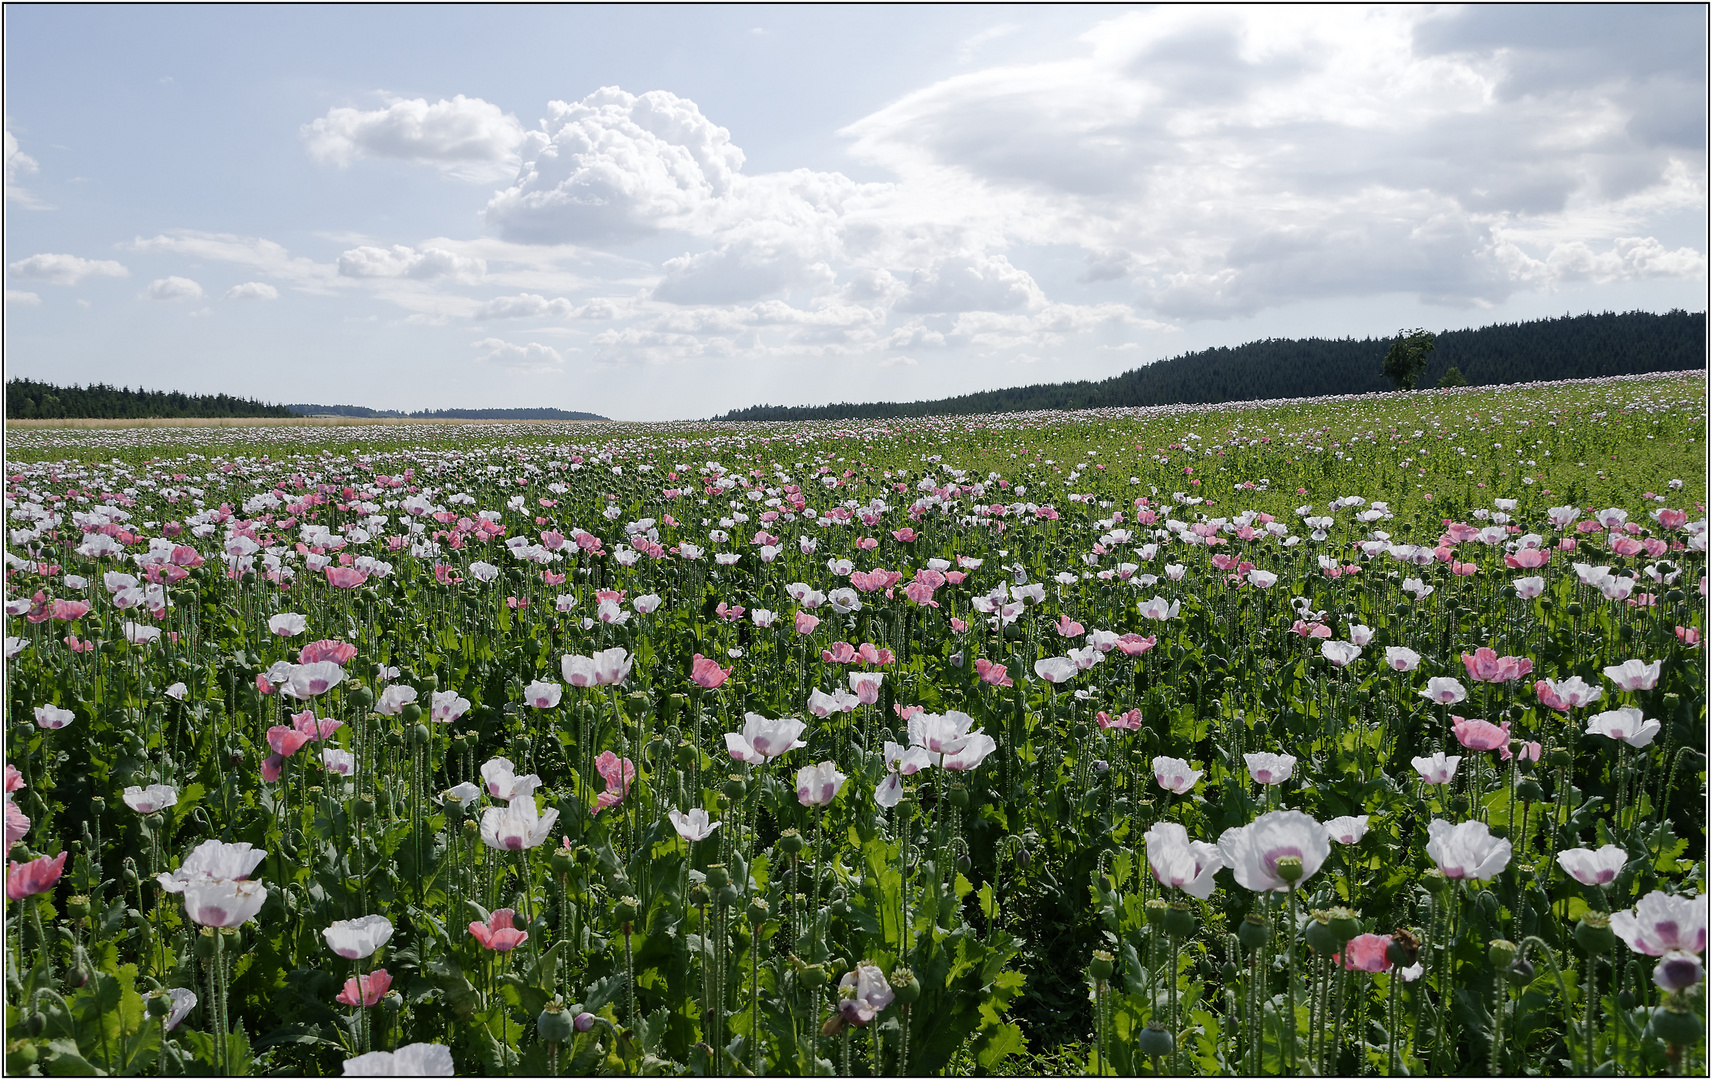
[[4, 371, 1705, 1076]]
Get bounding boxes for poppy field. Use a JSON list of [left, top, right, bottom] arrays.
[[3, 371, 1706, 1076]]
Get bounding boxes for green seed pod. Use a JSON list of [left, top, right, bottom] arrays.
[[1144, 898, 1169, 928], [411, 723, 430, 747], [193, 927, 217, 960], [575, 845, 595, 866], [676, 742, 699, 768], [65, 895, 90, 921], [1649, 1004, 1703, 1046], [1164, 902, 1197, 939], [537, 999, 576, 1042], [1575, 912, 1615, 955], [1305, 913, 1339, 955], [353, 794, 376, 820], [401, 703, 424, 724], [689, 882, 711, 907], [1565, 601, 1583, 618], [724, 775, 747, 801], [891, 966, 921, 1004], [1220, 961, 1241, 982], [1515, 778, 1545, 803], [705, 864, 731, 891], [145, 992, 173, 1019], [421, 674, 439, 693], [1545, 746, 1572, 769], [1088, 950, 1115, 983], [549, 845, 576, 876], [746, 897, 770, 927], [1326, 907, 1361, 944], [1617, 623, 1634, 641], [1663, 588, 1685, 604], [777, 829, 805, 856], [948, 784, 969, 809], [380, 991, 402, 1014], [460, 818, 480, 839], [385, 729, 405, 749], [798, 963, 829, 989], [1488, 938, 1518, 970], [1275, 856, 1304, 884], [1138, 1023, 1174, 1058], [615, 895, 641, 926], [1238, 913, 1269, 953], [352, 686, 375, 709]]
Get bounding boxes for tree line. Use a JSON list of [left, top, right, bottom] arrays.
[[715, 309, 1706, 421], [6, 380, 299, 420]]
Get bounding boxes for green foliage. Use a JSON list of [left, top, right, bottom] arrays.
[[1383, 328, 1438, 390], [6, 379, 299, 420]]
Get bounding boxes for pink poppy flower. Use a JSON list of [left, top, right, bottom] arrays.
[[1337, 933, 1394, 972], [468, 909, 529, 952], [299, 639, 358, 666], [1677, 626, 1701, 648], [1115, 634, 1158, 656], [267, 726, 313, 759], [261, 753, 287, 782], [6, 850, 67, 900], [5, 802, 30, 850], [1099, 709, 1144, 732], [1460, 648, 1534, 684], [1053, 614, 1085, 637], [324, 566, 369, 588], [794, 611, 820, 635], [689, 653, 732, 690], [336, 969, 393, 1007], [1451, 716, 1513, 759], [973, 658, 1013, 687], [291, 709, 343, 741], [822, 641, 857, 664], [1504, 548, 1550, 569]]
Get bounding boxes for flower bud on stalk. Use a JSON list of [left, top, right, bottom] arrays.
[[1575, 912, 1615, 955], [1238, 913, 1269, 953], [1164, 902, 1197, 939], [1088, 950, 1114, 984]]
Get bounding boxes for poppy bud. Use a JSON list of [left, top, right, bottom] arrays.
[[724, 775, 747, 801], [21, 1012, 45, 1037], [1515, 778, 1545, 802], [1238, 913, 1270, 953], [1016, 846, 1032, 870], [145, 992, 173, 1019], [689, 883, 711, 907], [799, 963, 829, 989], [948, 784, 969, 809], [1137, 1023, 1174, 1058], [747, 898, 770, 927], [402, 703, 424, 724], [705, 865, 731, 891], [460, 818, 479, 839], [1449, 796, 1469, 815], [194, 927, 218, 960], [777, 829, 805, 856], [574, 1011, 597, 1033], [956, 853, 972, 874], [537, 999, 576, 1042], [352, 686, 375, 709], [65, 895, 90, 921], [411, 723, 430, 747], [1221, 961, 1241, 982], [676, 742, 699, 768], [549, 846, 576, 876], [1575, 912, 1615, 955], [1088, 950, 1115, 983], [1507, 956, 1535, 986], [1565, 602, 1582, 617], [1164, 902, 1197, 938]]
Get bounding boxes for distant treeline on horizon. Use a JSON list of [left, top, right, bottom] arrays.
[[4, 381, 607, 421], [714, 309, 1707, 422]]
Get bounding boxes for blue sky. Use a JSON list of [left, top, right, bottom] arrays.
[[5, 4, 1705, 419]]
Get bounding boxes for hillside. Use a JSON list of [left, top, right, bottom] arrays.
[[714, 308, 1706, 421]]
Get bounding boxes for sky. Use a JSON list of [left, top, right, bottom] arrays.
[[4, 4, 1706, 420]]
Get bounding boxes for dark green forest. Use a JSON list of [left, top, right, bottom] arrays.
[[716, 309, 1706, 421], [6, 380, 299, 420]]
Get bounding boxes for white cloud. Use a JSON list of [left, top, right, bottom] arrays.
[[144, 276, 204, 301], [224, 281, 279, 301], [895, 254, 1046, 314], [338, 244, 486, 281], [6, 289, 41, 306], [484, 87, 749, 243], [125, 232, 337, 293], [4, 129, 49, 209], [8, 252, 128, 285], [303, 95, 526, 181], [471, 336, 566, 373]]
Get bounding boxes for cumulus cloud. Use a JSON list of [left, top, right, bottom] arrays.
[[895, 254, 1046, 314], [4, 130, 48, 208], [338, 244, 486, 281], [224, 281, 279, 301], [144, 276, 204, 301], [304, 95, 527, 181], [470, 336, 566, 373], [8, 253, 129, 285], [6, 289, 41, 305], [483, 87, 749, 244]]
